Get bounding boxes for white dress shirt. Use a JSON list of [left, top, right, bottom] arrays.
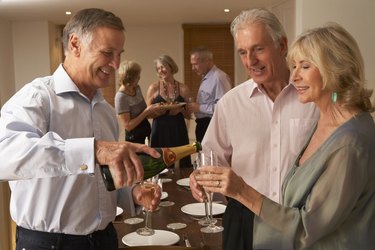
[[0, 64, 119, 235], [202, 79, 319, 203]]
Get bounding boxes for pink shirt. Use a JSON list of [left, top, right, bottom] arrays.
[[202, 79, 319, 203]]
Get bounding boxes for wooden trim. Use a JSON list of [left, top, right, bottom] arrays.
[[0, 182, 13, 250]]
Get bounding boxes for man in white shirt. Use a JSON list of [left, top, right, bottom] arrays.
[[0, 8, 160, 250], [187, 46, 232, 142], [189, 8, 319, 250]]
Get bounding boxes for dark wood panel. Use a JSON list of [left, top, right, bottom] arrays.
[[183, 24, 234, 99]]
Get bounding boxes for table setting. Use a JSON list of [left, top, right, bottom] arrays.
[[114, 162, 227, 249]]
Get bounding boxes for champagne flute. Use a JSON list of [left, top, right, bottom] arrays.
[[199, 151, 224, 233], [195, 153, 215, 226], [136, 175, 158, 236]]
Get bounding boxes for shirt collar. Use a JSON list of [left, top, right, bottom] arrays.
[[53, 64, 104, 102], [247, 78, 295, 98]]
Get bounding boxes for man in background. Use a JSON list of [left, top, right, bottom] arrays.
[[187, 46, 231, 142]]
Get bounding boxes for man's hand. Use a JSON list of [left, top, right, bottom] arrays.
[[186, 102, 200, 113], [95, 141, 160, 188]]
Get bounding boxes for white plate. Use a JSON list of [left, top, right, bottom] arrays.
[[122, 230, 180, 246], [160, 178, 172, 183], [176, 178, 190, 187], [181, 202, 226, 216], [116, 207, 124, 216], [160, 168, 168, 174], [161, 191, 168, 200]]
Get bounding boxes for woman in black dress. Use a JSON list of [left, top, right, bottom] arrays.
[[146, 54, 192, 167]]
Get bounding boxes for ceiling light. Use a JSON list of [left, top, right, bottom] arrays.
[[224, 9, 230, 13], [65, 11, 71, 15]]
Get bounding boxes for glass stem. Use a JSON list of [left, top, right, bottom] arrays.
[[204, 199, 209, 220], [208, 193, 213, 223], [145, 210, 152, 229]]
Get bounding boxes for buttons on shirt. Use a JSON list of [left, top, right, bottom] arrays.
[[80, 164, 88, 171]]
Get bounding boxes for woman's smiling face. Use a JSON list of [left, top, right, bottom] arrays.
[[290, 58, 327, 105]]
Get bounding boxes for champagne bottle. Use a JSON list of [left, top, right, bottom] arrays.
[[100, 141, 202, 191]]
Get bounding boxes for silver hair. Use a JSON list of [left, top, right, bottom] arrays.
[[230, 8, 286, 47]]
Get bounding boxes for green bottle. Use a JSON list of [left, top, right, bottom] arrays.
[[100, 141, 202, 191]]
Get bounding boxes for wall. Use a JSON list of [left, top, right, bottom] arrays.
[[0, 18, 15, 105], [120, 24, 184, 96], [12, 21, 51, 91], [296, 0, 375, 92]]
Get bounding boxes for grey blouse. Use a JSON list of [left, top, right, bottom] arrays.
[[114, 85, 147, 119], [254, 112, 375, 249]]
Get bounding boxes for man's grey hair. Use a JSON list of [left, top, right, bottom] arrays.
[[231, 8, 286, 47], [62, 8, 125, 55]]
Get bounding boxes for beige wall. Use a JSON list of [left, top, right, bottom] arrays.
[[121, 24, 184, 95], [0, 18, 15, 104], [295, 0, 375, 93], [12, 21, 51, 91]]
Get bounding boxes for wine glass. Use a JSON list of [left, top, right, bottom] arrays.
[[136, 176, 158, 236], [199, 151, 224, 233], [195, 154, 214, 226]]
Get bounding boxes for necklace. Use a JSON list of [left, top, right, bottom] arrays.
[[162, 80, 177, 103]]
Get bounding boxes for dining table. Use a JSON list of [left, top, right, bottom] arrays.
[[113, 166, 227, 250]]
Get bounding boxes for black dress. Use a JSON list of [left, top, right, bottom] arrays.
[[150, 83, 191, 167]]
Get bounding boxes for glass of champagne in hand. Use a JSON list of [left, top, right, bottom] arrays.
[[136, 176, 158, 236], [198, 151, 224, 233], [195, 153, 215, 226]]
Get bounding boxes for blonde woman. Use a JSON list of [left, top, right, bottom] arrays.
[[146, 54, 192, 167], [115, 60, 160, 143]]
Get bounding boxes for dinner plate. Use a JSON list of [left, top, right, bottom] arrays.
[[116, 207, 124, 216], [159, 102, 186, 110], [181, 202, 226, 216], [176, 177, 190, 187], [160, 178, 172, 183], [161, 191, 168, 200], [122, 230, 180, 246]]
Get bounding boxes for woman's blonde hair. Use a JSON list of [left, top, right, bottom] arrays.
[[154, 54, 179, 74], [288, 22, 373, 112], [118, 60, 141, 86]]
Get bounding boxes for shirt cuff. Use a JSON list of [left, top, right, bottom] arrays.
[[65, 137, 95, 175]]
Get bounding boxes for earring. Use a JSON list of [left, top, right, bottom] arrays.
[[331, 92, 338, 103]]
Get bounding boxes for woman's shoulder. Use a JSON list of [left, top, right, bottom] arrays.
[[147, 81, 160, 91]]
